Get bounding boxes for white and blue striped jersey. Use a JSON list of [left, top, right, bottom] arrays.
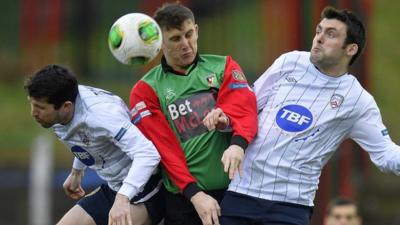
[[229, 51, 400, 206], [53, 85, 160, 200]]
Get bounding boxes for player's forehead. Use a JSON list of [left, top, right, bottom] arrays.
[[28, 96, 51, 106], [317, 18, 347, 33], [162, 19, 196, 38], [331, 205, 357, 215]]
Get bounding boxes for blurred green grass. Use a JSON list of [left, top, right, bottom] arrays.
[[0, 83, 44, 167], [371, 0, 400, 142]]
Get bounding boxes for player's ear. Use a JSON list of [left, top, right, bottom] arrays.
[[346, 43, 358, 57], [194, 24, 199, 36], [61, 101, 74, 112]]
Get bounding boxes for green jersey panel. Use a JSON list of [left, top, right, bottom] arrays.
[[142, 55, 231, 192]]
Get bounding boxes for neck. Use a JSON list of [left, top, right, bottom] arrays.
[[315, 63, 348, 77], [167, 59, 190, 74], [172, 66, 188, 74]]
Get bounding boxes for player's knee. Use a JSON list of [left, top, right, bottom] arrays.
[[56, 205, 95, 225]]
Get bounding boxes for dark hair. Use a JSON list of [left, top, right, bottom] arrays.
[[24, 64, 78, 109], [154, 2, 195, 30], [326, 197, 359, 216], [321, 6, 366, 65]]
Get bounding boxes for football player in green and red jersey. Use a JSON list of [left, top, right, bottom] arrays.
[[129, 3, 257, 225]]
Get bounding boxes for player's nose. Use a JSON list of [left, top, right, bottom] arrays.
[[31, 107, 39, 117]]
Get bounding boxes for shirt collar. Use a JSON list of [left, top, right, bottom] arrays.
[[161, 53, 203, 75]]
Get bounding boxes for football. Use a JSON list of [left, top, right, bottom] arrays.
[[108, 13, 162, 65]]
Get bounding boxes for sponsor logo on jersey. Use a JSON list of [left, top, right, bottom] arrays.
[[381, 129, 389, 136], [71, 146, 95, 166], [285, 76, 297, 83], [229, 83, 249, 90], [167, 91, 216, 142], [276, 104, 313, 132], [232, 70, 247, 81], [330, 94, 344, 109], [165, 88, 176, 101]]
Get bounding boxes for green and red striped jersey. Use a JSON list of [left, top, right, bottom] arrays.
[[129, 54, 257, 196]]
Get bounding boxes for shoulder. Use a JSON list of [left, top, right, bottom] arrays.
[[343, 75, 375, 110], [78, 85, 128, 118], [198, 54, 231, 73], [199, 54, 227, 62], [84, 101, 130, 134], [199, 54, 228, 65], [277, 51, 310, 64], [142, 64, 162, 80]]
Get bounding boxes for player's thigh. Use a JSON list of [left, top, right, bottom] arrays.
[[130, 203, 151, 225], [57, 204, 96, 225]]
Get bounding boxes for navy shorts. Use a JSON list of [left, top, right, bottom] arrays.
[[221, 191, 313, 225], [164, 188, 226, 225], [77, 173, 165, 225]]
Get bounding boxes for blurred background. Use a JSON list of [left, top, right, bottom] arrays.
[[1, 0, 400, 224]]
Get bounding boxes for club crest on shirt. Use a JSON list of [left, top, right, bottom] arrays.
[[232, 70, 247, 81], [330, 94, 344, 109], [78, 130, 91, 146], [206, 73, 217, 87]]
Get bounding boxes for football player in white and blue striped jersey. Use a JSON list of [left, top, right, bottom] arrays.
[[216, 6, 400, 225], [25, 65, 163, 225]]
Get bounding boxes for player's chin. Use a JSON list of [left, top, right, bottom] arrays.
[[181, 53, 195, 64], [310, 54, 322, 64]]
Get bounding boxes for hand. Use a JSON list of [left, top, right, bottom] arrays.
[[190, 191, 221, 225], [203, 108, 229, 131], [63, 169, 85, 200], [108, 193, 132, 225], [221, 145, 244, 179]]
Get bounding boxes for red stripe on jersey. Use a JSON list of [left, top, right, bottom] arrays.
[[129, 80, 197, 192], [216, 56, 258, 144]]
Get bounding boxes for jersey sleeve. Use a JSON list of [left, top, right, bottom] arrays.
[[90, 101, 160, 200], [349, 95, 400, 175], [216, 56, 258, 149], [72, 157, 87, 170], [129, 80, 199, 197]]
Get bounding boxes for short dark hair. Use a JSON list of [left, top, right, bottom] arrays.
[[321, 6, 366, 65], [326, 197, 359, 216], [24, 64, 78, 109], [154, 2, 195, 30]]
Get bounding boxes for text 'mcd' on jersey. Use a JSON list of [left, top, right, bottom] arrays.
[[167, 91, 216, 142], [71, 146, 95, 166], [276, 104, 313, 132]]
